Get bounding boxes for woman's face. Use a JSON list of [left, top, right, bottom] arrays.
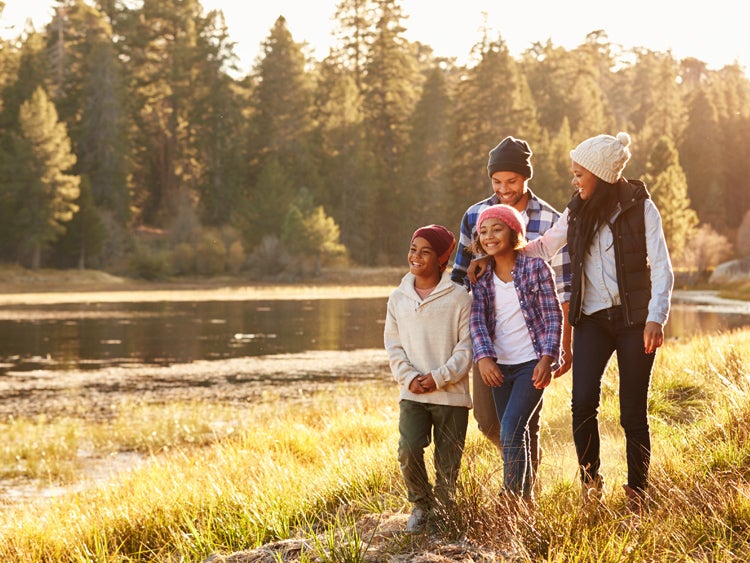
[[571, 161, 599, 200]]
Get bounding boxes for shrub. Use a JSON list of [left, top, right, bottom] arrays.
[[171, 242, 195, 275], [194, 230, 227, 275], [226, 240, 245, 274]]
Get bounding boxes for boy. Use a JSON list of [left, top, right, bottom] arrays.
[[384, 224, 473, 533]]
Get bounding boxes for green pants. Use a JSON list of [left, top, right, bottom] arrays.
[[398, 399, 469, 511]]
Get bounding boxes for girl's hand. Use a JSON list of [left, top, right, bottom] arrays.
[[532, 356, 554, 389], [478, 357, 504, 387]]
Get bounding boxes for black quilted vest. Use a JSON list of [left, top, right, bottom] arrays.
[[566, 179, 651, 327]]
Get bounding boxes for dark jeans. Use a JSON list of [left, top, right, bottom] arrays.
[[572, 307, 655, 491], [398, 400, 469, 511]]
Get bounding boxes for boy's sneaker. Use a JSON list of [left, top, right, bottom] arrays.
[[405, 506, 429, 533], [581, 474, 605, 507]]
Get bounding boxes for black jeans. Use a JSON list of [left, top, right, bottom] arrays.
[[572, 307, 655, 491]]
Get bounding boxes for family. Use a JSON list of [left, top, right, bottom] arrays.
[[383, 132, 674, 533]]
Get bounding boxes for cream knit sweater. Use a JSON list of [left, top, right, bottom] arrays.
[[384, 271, 473, 408]]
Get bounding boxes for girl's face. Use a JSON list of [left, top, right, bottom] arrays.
[[408, 236, 440, 278], [571, 161, 599, 200], [478, 217, 514, 257]]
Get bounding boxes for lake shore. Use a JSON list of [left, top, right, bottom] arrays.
[[0, 266, 404, 304]]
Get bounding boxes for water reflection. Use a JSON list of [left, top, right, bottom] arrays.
[[0, 299, 389, 372], [0, 292, 746, 373], [666, 304, 750, 339]]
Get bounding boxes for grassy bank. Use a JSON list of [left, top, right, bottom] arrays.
[[0, 329, 749, 561]]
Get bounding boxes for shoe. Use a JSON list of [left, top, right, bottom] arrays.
[[623, 484, 647, 515], [405, 506, 429, 533], [581, 474, 605, 507]]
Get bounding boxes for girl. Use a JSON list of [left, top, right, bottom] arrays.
[[470, 204, 562, 502]]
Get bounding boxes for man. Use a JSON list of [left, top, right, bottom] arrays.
[[451, 136, 572, 488]]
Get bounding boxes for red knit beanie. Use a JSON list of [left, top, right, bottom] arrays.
[[411, 224, 457, 271]]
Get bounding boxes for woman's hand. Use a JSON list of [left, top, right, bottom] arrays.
[[643, 321, 664, 354]]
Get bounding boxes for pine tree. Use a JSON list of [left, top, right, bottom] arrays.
[[247, 16, 319, 198], [15, 87, 80, 268], [680, 87, 725, 228], [50, 174, 106, 268], [313, 54, 374, 259], [362, 0, 423, 262], [45, 1, 131, 223], [626, 50, 686, 153], [332, 0, 375, 95], [241, 15, 322, 255], [402, 66, 454, 230], [119, 0, 229, 225], [448, 34, 538, 216], [644, 136, 698, 259]]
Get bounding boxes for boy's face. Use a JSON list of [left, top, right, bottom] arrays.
[[408, 236, 441, 279], [490, 170, 528, 210]]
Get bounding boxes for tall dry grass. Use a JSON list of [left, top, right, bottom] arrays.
[[0, 330, 748, 561]]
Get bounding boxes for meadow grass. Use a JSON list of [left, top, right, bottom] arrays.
[[0, 329, 748, 561]]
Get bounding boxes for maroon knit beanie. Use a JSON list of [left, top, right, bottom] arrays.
[[411, 224, 457, 271]]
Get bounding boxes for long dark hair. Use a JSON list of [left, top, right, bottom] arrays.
[[578, 178, 620, 251]]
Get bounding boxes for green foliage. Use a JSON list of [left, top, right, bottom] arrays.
[[645, 136, 699, 259], [195, 229, 227, 275], [16, 86, 80, 268], [281, 189, 347, 275], [128, 243, 168, 280], [50, 174, 106, 269], [0, 1, 748, 271], [171, 242, 195, 275]]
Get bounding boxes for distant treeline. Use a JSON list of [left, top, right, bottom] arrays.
[[0, 0, 748, 276]]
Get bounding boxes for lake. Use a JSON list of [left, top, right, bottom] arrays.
[[0, 290, 747, 373]]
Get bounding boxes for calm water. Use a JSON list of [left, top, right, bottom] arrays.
[[0, 293, 747, 373]]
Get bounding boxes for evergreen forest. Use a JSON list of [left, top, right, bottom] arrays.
[[1, 0, 749, 278]]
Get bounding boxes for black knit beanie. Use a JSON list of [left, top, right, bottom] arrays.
[[487, 136, 533, 179]]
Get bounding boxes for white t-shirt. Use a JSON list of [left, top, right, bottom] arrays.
[[492, 273, 537, 365]]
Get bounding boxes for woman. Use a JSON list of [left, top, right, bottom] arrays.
[[524, 132, 673, 513]]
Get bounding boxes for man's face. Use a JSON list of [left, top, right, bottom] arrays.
[[490, 171, 528, 210]]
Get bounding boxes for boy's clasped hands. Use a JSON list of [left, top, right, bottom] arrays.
[[409, 373, 437, 394]]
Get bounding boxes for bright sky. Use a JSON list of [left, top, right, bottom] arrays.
[[3, 0, 748, 76]]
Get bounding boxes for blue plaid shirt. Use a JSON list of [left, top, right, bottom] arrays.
[[469, 253, 563, 365], [451, 189, 571, 304]]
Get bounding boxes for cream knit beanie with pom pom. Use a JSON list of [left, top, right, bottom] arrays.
[[570, 132, 632, 183]]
